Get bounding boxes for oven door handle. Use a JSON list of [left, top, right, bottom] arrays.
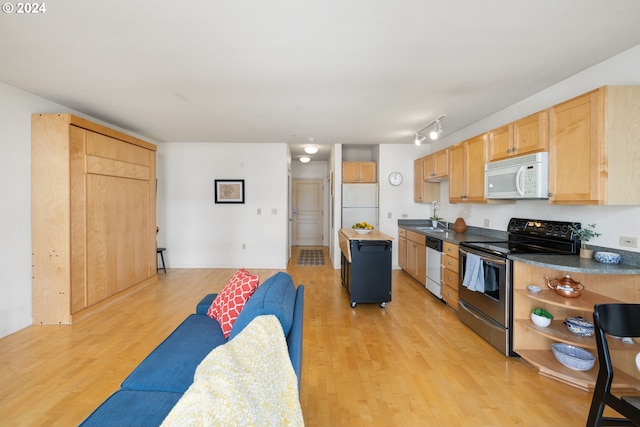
[[459, 247, 507, 266]]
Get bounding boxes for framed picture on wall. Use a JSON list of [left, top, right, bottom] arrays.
[[214, 179, 245, 204]]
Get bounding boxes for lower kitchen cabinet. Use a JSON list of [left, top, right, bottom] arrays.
[[442, 242, 459, 310], [398, 228, 407, 270], [512, 261, 640, 391], [403, 229, 426, 285]]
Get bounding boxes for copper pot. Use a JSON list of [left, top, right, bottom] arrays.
[[544, 274, 584, 298]]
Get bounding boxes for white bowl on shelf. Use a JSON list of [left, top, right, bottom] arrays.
[[531, 312, 552, 327], [527, 285, 541, 293], [552, 343, 595, 371]]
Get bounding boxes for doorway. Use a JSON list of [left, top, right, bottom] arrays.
[[292, 179, 323, 246]]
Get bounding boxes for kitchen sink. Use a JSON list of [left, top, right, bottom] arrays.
[[414, 227, 445, 232]]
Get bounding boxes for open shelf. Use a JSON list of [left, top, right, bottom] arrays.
[[513, 262, 640, 392], [516, 319, 637, 350], [516, 288, 622, 311], [517, 350, 640, 393]]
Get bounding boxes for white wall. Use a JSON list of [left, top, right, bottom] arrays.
[[156, 142, 290, 269], [0, 83, 53, 338]]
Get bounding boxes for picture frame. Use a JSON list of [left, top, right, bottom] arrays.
[[214, 179, 245, 204]]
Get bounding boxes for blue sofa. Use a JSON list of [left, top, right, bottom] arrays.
[[79, 272, 304, 427]]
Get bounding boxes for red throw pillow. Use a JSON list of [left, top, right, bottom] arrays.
[[207, 269, 259, 338]]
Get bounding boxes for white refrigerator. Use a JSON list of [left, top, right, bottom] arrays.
[[342, 183, 379, 229]]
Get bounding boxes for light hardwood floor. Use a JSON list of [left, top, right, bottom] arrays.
[[0, 247, 597, 426]]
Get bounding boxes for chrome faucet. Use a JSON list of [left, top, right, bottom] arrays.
[[436, 220, 449, 230]]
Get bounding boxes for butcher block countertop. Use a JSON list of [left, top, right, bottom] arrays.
[[339, 228, 394, 263], [339, 228, 394, 241]]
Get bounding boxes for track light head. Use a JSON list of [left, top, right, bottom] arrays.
[[414, 114, 446, 144], [429, 119, 443, 140]]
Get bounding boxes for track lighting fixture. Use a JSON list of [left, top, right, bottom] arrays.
[[414, 114, 446, 145]]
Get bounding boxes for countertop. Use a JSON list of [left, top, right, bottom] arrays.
[[398, 221, 640, 275], [339, 228, 394, 241], [508, 253, 640, 274], [339, 228, 394, 263]]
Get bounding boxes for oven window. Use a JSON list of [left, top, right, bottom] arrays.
[[460, 253, 504, 302], [482, 262, 500, 301]]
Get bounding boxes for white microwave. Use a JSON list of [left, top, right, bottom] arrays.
[[484, 152, 549, 199]]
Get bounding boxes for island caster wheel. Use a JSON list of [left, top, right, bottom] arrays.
[[350, 302, 356, 308], [380, 302, 387, 308]]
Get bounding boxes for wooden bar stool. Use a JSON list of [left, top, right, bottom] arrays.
[[156, 247, 166, 274]]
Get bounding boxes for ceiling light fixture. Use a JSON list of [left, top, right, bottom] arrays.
[[304, 145, 319, 154], [414, 114, 446, 145], [429, 119, 443, 140], [299, 156, 311, 163]]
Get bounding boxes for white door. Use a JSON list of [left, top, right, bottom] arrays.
[[293, 179, 323, 246]]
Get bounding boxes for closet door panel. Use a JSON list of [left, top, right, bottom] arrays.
[[86, 175, 151, 305]]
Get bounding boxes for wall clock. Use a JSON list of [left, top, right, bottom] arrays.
[[388, 171, 403, 186]]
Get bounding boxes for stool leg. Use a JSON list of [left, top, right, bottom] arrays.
[[160, 251, 166, 274]]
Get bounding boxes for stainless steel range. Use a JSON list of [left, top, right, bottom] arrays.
[[457, 218, 580, 356]]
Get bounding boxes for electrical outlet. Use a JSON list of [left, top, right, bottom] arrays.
[[484, 219, 490, 228], [242, 243, 246, 250], [257, 208, 262, 215], [387, 212, 392, 219], [620, 236, 638, 248], [401, 213, 408, 218]]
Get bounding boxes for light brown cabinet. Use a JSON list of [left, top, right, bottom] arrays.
[[448, 134, 488, 203], [513, 261, 640, 391], [402, 229, 426, 285], [342, 162, 376, 183], [423, 148, 449, 181], [413, 157, 440, 203], [32, 114, 157, 324], [488, 111, 548, 162], [549, 86, 640, 205], [398, 228, 407, 270], [442, 242, 459, 310]]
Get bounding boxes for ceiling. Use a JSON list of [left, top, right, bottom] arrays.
[[2, 1, 640, 163]]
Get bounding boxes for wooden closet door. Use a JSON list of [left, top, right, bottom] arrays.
[[86, 175, 151, 305]]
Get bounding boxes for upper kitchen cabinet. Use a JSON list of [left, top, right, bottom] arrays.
[[488, 111, 548, 162], [449, 134, 488, 203], [32, 114, 157, 325], [423, 148, 449, 181], [549, 86, 640, 205], [414, 157, 440, 203], [343, 161, 377, 183]]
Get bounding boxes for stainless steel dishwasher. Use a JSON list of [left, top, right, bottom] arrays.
[[425, 236, 443, 299]]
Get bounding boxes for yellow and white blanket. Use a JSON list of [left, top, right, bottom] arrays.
[[161, 315, 304, 427]]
